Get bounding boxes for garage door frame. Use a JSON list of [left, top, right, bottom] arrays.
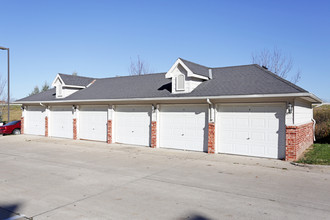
[[79, 105, 109, 142], [215, 102, 286, 159], [159, 104, 209, 152], [25, 106, 46, 136], [114, 105, 152, 146], [50, 106, 74, 139]]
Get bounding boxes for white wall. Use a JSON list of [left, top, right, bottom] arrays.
[[62, 87, 80, 98], [294, 98, 313, 125]]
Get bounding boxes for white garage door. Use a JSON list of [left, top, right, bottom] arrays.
[[50, 106, 73, 139], [79, 105, 108, 142], [217, 104, 286, 159], [159, 105, 208, 152], [115, 105, 151, 146], [25, 106, 45, 136]]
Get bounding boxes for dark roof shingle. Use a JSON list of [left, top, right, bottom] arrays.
[[17, 63, 308, 103], [58, 74, 95, 87]]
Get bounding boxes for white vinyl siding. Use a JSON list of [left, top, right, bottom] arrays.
[[50, 106, 73, 139], [25, 106, 45, 136], [294, 99, 313, 125], [79, 105, 108, 142], [115, 105, 151, 146], [217, 104, 286, 159], [159, 105, 208, 152]]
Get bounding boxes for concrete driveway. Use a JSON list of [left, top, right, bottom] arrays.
[[0, 135, 329, 220]]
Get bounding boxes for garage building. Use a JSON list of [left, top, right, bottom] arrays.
[[16, 58, 322, 161]]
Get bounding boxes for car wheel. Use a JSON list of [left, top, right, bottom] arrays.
[[13, 129, 21, 135]]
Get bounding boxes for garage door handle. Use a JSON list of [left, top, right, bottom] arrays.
[[247, 138, 250, 140], [132, 131, 134, 133], [181, 134, 184, 136]]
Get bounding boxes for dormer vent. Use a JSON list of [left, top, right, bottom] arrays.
[[176, 74, 185, 91]]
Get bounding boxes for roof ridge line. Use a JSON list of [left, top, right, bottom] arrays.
[[211, 64, 256, 70], [58, 73, 95, 79], [178, 58, 210, 69], [98, 72, 167, 80], [253, 64, 307, 93]]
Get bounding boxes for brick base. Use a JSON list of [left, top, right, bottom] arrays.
[[45, 116, 48, 137], [151, 121, 157, 148], [21, 117, 24, 134], [286, 122, 314, 161], [107, 120, 112, 144], [73, 118, 77, 140], [208, 123, 215, 154]]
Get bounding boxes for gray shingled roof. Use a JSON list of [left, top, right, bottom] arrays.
[[180, 58, 210, 78], [17, 63, 309, 103], [59, 74, 95, 87]]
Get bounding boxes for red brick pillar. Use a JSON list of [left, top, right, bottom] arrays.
[[73, 118, 77, 140], [45, 116, 48, 137], [21, 117, 24, 134], [107, 120, 112, 144], [151, 121, 157, 148], [208, 122, 215, 153], [285, 122, 314, 161], [285, 126, 297, 161]]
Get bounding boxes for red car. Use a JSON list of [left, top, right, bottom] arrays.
[[0, 120, 21, 135]]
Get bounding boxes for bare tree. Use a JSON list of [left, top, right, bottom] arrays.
[[72, 71, 78, 76], [251, 47, 301, 84], [129, 56, 150, 75]]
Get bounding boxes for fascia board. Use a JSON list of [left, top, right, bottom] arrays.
[[14, 93, 322, 104]]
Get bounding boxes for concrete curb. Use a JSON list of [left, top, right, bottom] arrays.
[[290, 161, 330, 168]]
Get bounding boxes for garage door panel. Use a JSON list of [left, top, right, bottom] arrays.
[[51, 106, 73, 139], [25, 106, 46, 136], [251, 132, 265, 142], [218, 104, 286, 159], [234, 144, 249, 154], [115, 105, 151, 146], [80, 106, 108, 142], [160, 105, 208, 152]]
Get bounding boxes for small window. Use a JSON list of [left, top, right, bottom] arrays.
[[176, 74, 185, 91], [56, 85, 63, 97]]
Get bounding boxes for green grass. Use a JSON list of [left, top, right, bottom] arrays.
[[297, 144, 330, 165], [1, 105, 22, 123]]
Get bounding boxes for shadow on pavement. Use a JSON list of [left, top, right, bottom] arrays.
[[181, 213, 212, 220], [0, 203, 22, 220]]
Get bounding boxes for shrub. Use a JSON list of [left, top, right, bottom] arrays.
[[314, 106, 330, 143]]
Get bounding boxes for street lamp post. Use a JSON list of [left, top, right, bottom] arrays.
[[0, 46, 10, 122]]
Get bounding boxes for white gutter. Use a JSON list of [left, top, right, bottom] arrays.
[[15, 92, 322, 104], [207, 98, 214, 122]]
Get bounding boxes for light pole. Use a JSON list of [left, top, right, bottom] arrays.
[[0, 46, 10, 122]]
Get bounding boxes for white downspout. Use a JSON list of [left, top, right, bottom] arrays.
[[207, 98, 214, 122], [311, 118, 316, 141]]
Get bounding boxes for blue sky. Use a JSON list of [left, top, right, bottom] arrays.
[[0, 0, 329, 101]]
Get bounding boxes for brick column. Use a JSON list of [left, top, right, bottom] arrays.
[[73, 118, 77, 140], [208, 122, 215, 154], [285, 122, 313, 161], [107, 120, 112, 144], [21, 117, 24, 134], [45, 116, 48, 137], [151, 121, 157, 148]]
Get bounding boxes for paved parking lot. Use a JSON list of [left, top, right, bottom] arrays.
[[0, 135, 329, 220]]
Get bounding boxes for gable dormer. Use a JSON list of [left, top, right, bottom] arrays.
[[52, 74, 95, 98], [165, 58, 210, 94]]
